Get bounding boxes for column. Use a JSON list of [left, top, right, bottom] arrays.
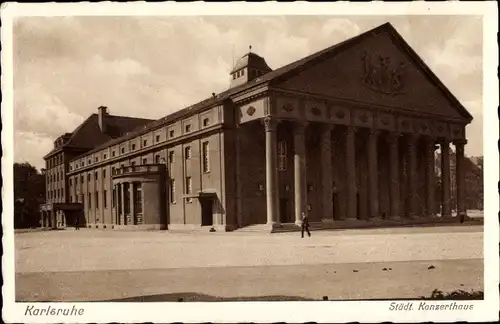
[[425, 137, 437, 218], [368, 130, 380, 219], [346, 126, 357, 220], [454, 139, 467, 220], [441, 140, 452, 217], [388, 133, 400, 219], [294, 121, 307, 225], [120, 183, 125, 225], [130, 182, 136, 225], [407, 135, 418, 218], [320, 124, 334, 223], [40, 211, 45, 228], [263, 117, 279, 227]]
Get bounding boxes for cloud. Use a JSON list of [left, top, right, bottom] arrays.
[[12, 16, 484, 170]]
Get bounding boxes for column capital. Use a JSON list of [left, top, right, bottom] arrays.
[[453, 139, 468, 146], [346, 125, 357, 134], [262, 117, 279, 132], [292, 120, 309, 134]]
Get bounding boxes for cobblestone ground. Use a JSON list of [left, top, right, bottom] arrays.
[[15, 225, 483, 301]]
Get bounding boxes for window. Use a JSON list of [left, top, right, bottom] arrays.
[[232, 73, 236, 80], [169, 179, 176, 203], [168, 151, 175, 163], [169, 129, 175, 138], [121, 148, 125, 154], [112, 151, 116, 157], [131, 161, 136, 166], [75, 177, 78, 185], [142, 158, 147, 165], [185, 146, 192, 160], [103, 169, 106, 178], [112, 167, 115, 175], [185, 177, 192, 203], [135, 184, 142, 214], [88, 193, 91, 209], [155, 155, 161, 164], [95, 192, 99, 209], [80, 175, 84, 183], [131, 144, 136, 150], [95, 172, 98, 180], [103, 153, 107, 159], [69, 178, 72, 186], [104, 190, 107, 208], [88, 174, 91, 182], [241, 69, 245, 76], [278, 141, 287, 172], [69, 165, 73, 171], [155, 135, 160, 143], [203, 118, 210, 127], [76, 163, 79, 168], [95, 157, 99, 162], [56, 173, 59, 181], [88, 159, 91, 164], [185, 124, 191, 133], [143, 140, 148, 147], [81, 160, 85, 166], [202, 142, 210, 173]]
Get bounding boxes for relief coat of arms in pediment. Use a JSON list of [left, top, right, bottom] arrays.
[[361, 50, 407, 95]]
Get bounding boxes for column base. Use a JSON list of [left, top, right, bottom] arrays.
[[321, 218, 334, 224], [267, 221, 282, 230]]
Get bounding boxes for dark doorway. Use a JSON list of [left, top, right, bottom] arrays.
[[356, 193, 361, 220], [279, 198, 289, 223], [200, 198, 213, 226]]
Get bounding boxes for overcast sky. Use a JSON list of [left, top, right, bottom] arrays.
[[13, 15, 483, 170]]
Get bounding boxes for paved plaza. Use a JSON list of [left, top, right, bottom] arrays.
[[15, 225, 483, 301]]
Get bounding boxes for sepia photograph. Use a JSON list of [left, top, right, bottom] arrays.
[[2, 2, 498, 323]]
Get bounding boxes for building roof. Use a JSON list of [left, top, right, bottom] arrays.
[[230, 52, 273, 74], [44, 113, 153, 159], [70, 22, 473, 161]]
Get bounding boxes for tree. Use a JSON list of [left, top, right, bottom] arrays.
[[14, 162, 46, 228]]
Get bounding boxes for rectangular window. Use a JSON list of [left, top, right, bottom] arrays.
[[81, 175, 84, 183], [69, 178, 72, 186], [185, 176, 192, 203], [142, 158, 147, 165], [88, 193, 91, 209], [112, 167, 115, 175], [278, 141, 287, 172], [103, 169, 106, 178], [112, 151, 116, 157], [135, 184, 142, 214], [95, 157, 98, 162], [202, 141, 210, 173], [121, 148, 125, 154], [88, 159, 91, 165], [169, 129, 175, 138], [155, 155, 161, 163], [143, 140, 148, 147], [203, 118, 210, 127], [104, 190, 107, 208], [95, 192, 99, 209], [103, 153, 107, 159], [155, 135, 160, 142], [132, 144, 136, 150], [95, 172, 98, 180], [131, 161, 136, 166], [168, 151, 175, 163], [170, 179, 176, 203], [185, 124, 191, 133], [185, 146, 192, 160], [87, 174, 91, 182]]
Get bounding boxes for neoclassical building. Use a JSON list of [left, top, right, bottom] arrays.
[[40, 22, 472, 231]]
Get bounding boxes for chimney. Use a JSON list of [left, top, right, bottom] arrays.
[[98, 106, 108, 133]]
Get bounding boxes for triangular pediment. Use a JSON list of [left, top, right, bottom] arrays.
[[273, 24, 472, 122]]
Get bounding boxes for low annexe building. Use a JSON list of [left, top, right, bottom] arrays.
[[40, 22, 472, 232]]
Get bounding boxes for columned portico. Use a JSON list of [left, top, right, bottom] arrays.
[[440, 140, 452, 218], [367, 130, 380, 219], [345, 126, 357, 220], [454, 139, 467, 219], [320, 124, 334, 223], [263, 117, 280, 227], [425, 137, 436, 218], [388, 132, 400, 219], [293, 121, 308, 225], [407, 135, 419, 219]]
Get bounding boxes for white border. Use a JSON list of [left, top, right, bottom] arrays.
[[2, 2, 499, 323]]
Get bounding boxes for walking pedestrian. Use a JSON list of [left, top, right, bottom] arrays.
[[301, 212, 311, 238], [75, 216, 80, 231]]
